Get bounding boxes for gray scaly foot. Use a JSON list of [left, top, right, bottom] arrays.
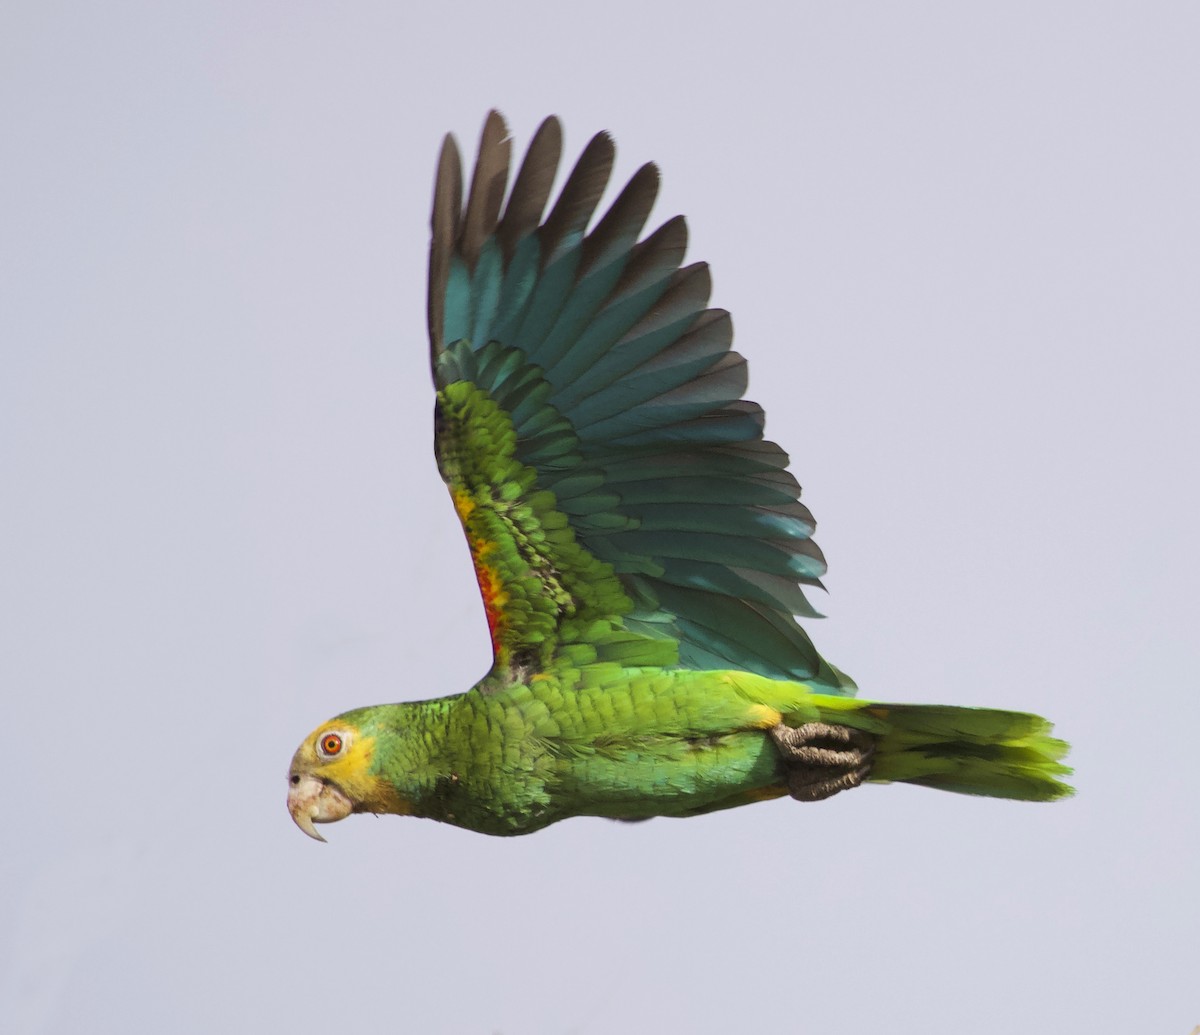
[[770, 722, 876, 801]]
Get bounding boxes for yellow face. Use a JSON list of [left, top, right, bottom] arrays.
[[286, 719, 409, 841]]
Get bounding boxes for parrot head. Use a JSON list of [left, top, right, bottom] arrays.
[[287, 712, 408, 841]]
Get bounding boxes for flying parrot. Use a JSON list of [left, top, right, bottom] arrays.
[[287, 112, 1072, 841]]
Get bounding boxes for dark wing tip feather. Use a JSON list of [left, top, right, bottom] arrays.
[[539, 131, 616, 258], [582, 162, 660, 270], [461, 111, 512, 270], [618, 214, 688, 291], [428, 131, 464, 359], [499, 116, 564, 259]]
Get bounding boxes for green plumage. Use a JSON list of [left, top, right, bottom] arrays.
[[336, 668, 1069, 836], [286, 112, 1072, 843]]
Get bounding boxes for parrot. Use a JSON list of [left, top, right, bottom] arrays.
[[287, 111, 1072, 841]]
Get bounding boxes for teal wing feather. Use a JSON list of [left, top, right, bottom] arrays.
[[429, 111, 853, 694]]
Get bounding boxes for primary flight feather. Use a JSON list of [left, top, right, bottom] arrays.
[[287, 112, 1072, 840]]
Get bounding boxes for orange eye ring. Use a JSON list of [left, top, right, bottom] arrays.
[[319, 733, 343, 757]]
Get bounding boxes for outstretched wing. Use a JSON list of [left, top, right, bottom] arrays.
[[428, 111, 853, 693]]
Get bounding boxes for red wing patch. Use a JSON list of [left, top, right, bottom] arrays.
[[453, 489, 510, 663]]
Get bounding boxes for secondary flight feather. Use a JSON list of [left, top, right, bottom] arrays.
[[287, 112, 1072, 840]]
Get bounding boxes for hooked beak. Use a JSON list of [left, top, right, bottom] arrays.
[[288, 772, 353, 842]]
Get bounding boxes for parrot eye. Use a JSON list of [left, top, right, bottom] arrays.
[[318, 732, 344, 758]]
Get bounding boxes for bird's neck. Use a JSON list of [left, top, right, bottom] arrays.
[[343, 697, 462, 818]]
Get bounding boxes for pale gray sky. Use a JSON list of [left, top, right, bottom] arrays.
[[4, 3, 1198, 1033]]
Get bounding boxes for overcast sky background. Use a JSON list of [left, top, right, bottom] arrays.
[[4, 3, 1198, 1033]]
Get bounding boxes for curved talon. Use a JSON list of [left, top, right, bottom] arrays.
[[770, 722, 876, 802]]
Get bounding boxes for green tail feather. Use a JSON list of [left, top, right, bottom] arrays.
[[815, 699, 1074, 802]]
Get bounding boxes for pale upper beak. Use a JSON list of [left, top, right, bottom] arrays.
[[288, 772, 353, 842]]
